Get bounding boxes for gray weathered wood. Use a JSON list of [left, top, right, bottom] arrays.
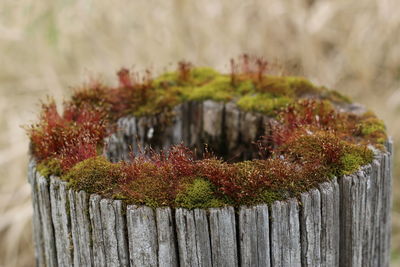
[[127, 205, 158, 267], [270, 198, 301, 267], [28, 160, 45, 266], [380, 152, 391, 267], [318, 178, 340, 267], [50, 177, 73, 267], [209, 206, 238, 267], [100, 199, 129, 267], [340, 170, 367, 267], [300, 189, 321, 267], [171, 104, 183, 145], [362, 164, 376, 267], [156, 208, 178, 267], [29, 108, 394, 267], [203, 100, 223, 140], [385, 140, 393, 266], [37, 173, 58, 267], [239, 205, 270, 267], [89, 194, 107, 267], [69, 189, 93, 267], [370, 156, 383, 267], [188, 101, 204, 147], [175, 208, 212, 267], [225, 102, 240, 151]]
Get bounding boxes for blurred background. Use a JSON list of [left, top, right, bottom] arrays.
[[0, 0, 399, 266]]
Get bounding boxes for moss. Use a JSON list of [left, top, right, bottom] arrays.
[[187, 75, 233, 102], [259, 190, 285, 204], [190, 67, 219, 85], [28, 61, 388, 209], [237, 94, 292, 115], [340, 145, 374, 175], [359, 117, 386, 136], [340, 153, 365, 175], [322, 89, 352, 104], [37, 158, 63, 178], [152, 72, 180, 87], [175, 178, 225, 209], [236, 80, 255, 94], [356, 113, 387, 145], [63, 156, 123, 195], [258, 76, 321, 97]]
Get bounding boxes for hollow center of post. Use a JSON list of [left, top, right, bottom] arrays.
[[105, 100, 271, 162]]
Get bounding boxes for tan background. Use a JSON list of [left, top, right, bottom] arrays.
[[0, 0, 399, 266]]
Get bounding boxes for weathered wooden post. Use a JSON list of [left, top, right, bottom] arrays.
[[27, 63, 393, 267]]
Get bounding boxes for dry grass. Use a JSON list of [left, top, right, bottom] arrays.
[[0, 0, 399, 266]]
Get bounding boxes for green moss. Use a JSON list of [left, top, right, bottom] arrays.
[[258, 76, 321, 97], [29, 62, 388, 209], [237, 94, 292, 115], [37, 158, 63, 178], [360, 117, 386, 136], [322, 89, 352, 104], [236, 80, 255, 94], [152, 72, 180, 87], [187, 76, 233, 102], [175, 178, 225, 209], [340, 153, 365, 175], [340, 145, 374, 175], [190, 67, 219, 85], [259, 190, 285, 204], [63, 156, 123, 195]]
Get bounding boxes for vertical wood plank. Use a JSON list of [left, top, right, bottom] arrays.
[[89, 194, 106, 267], [69, 190, 93, 267], [100, 199, 129, 266], [300, 189, 321, 267], [203, 100, 224, 151], [371, 157, 383, 267], [385, 140, 394, 267], [318, 178, 340, 267], [188, 101, 204, 147], [225, 102, 240, 151], [239, 205, 270, 267], [339, 171, 367, 267], [175, 208, 212, 267], [209, 206, 238, 267], [156, 208, 178, 267], [270, 199, 301, 267], [50, 177, 73, 266], [28, 161, 45, 266], [362, 164, 376, 267], [171, 104, 183, 145], [37, 174, 58, 267], [127, 205, 158, 267], [380, 153, 391, 267]]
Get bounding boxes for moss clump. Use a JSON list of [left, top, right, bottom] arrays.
[[152, 72, 180, 88], [322, 89, 352, 104], [259, 190, 285, 204], [190, 67, 220, 85], [64, 156, 123, 195], [175, 178, 225, 209], [187, 75, 233, 101], [36, 158, 63, 178], [27, 58, 388, 209], [237, 94, 292, 115], [257, 76, 321, 97], [358, 116, 386, 143], [340, 145, 374, 175], [281, 130, 373, 178]]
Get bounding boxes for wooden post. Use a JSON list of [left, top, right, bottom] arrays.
[[28, 101, 394, 267]]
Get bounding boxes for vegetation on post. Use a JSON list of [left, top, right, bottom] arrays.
[[26, 56, 387, 208]]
